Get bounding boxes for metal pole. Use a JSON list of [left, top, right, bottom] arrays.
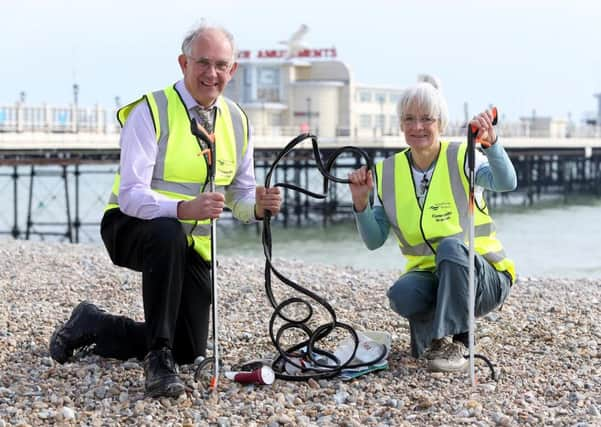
[[466, 121, 478, 387], [467, 195, 476, 387], [73, 84, 79, 133], [304, 158, 309, 220], [74, 164, 80, 243], [26, 166, 35, 240], [189, 118, 219, 392], [209, 175, 219, 392], [11, 166, 19, 238], [63, 165, 73, 243], [467, 107, 498, 387]]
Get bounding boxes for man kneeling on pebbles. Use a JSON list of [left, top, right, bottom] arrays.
[[48, 21, 281, 398]]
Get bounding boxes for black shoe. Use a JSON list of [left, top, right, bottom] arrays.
[[49, 301, 103, 364], [144, 347, 185, 398]]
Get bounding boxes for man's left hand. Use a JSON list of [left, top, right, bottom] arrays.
[[255, 186, 282, 219]]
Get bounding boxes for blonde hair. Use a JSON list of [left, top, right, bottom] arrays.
[[397, 74, 449, 132]]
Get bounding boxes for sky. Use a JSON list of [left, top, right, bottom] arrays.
[[2, 0, 601, 123]]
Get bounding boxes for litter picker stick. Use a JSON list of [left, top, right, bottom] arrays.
[[190, 119, 219, 392], [466, 107, 498, 387]]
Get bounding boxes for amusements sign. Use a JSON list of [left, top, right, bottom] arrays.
[[238, 48, 337, 60]]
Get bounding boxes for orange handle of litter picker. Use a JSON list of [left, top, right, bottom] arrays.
[[199, 148, 212, 165]]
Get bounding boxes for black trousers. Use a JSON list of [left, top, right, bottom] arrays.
[[96, 208, 212, 365]]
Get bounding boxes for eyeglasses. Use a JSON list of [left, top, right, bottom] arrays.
[[188, 56, 232, 73], [402, 116, 437, 126]]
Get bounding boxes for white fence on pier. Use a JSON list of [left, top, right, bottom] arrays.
[[1, 102, 601, 148]]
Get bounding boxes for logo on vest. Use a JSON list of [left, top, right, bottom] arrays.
[[216, 159, 235, 180], [428, 202, 452, 222]]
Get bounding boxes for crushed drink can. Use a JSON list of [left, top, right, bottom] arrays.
[[225, 365, 275, 385]]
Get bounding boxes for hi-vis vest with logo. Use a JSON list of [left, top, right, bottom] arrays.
[[105, 84, 249, 261], [375, 141, 515, 282]]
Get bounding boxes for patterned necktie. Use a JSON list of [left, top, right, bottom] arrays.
[[196, 107, 214, 134]]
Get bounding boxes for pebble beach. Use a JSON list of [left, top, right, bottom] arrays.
[[0, 239, 600, 426]]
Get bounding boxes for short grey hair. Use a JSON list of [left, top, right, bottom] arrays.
[[397, 74, 449, 132], [181, 20, 238, 62]]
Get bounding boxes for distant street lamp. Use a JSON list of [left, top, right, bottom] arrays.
[[73, 83, 79, 133], [19, 91, 26, 104], [73, 83, 79, 106]]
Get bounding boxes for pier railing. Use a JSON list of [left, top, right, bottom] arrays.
[[1, 143, 600, 243], [0, 103, 112, 134], [2, 104, 600, 242], [2, 102, 600, 139]]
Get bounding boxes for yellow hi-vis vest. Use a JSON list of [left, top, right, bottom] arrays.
[[375, 141, 516, 282], [105, 84, 249, 261]]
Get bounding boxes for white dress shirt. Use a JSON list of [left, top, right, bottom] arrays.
[[117, 80, 257, 223]]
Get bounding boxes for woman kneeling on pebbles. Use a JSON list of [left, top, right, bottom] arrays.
[[348, 75, 517, 372]]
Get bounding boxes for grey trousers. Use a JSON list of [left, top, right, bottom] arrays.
[[387, 237, 512, 358]]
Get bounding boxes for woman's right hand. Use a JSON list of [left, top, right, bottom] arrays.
[[348, 166, 373, 212]]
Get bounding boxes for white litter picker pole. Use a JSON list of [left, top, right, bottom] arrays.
[[466, 120, 477, 387], [190, 119, 220, 392], [209, 170, 219, 392], [466, 107, 498, 387]]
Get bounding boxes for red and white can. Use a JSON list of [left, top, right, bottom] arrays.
[[225, 365, 275, 385]]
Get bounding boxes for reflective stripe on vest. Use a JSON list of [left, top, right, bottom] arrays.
[[223, 97, 247, 167], [152, 90, 170, 183]]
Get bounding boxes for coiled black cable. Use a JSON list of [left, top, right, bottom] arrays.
[[261, 133, 387, 381], [195, 132, 498, 384]]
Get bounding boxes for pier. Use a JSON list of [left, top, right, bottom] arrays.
[[1, 103, 601, 242]]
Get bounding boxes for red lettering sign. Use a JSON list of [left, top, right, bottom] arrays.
[[238, 47, 337, 60], [258, 49, 287, 58]]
